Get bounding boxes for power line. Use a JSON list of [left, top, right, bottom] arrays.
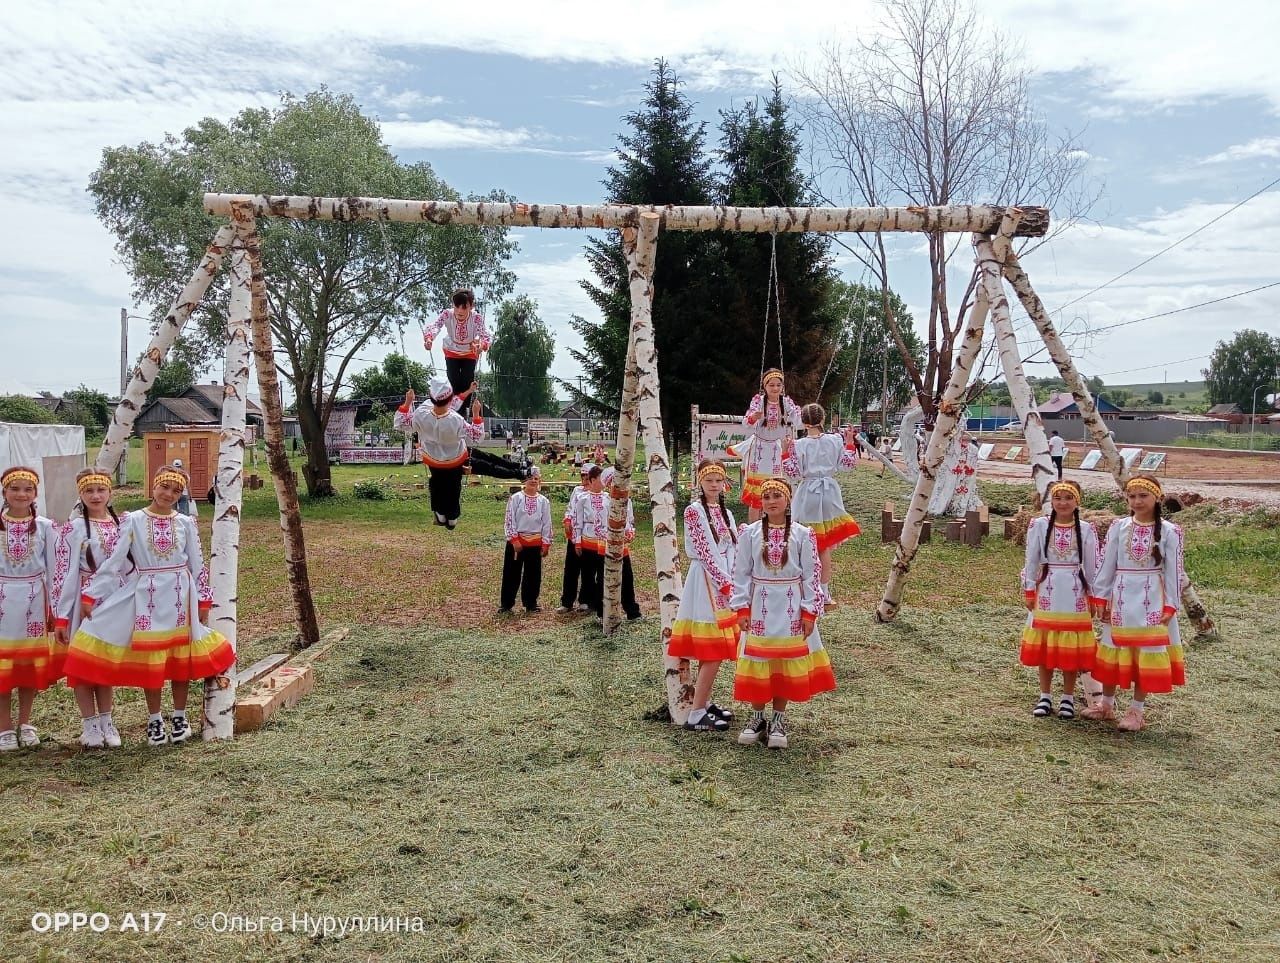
[[1089, 281, 1280, 334], [1094, 354, 1209, 378], [1052, 173, 1280, 315]]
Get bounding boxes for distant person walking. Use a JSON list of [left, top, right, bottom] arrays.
[[1048, 430, 1066, 479]]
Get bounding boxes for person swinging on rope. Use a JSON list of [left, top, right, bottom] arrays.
[[739, 369, 801, 523], [424, 289, 490, 400]]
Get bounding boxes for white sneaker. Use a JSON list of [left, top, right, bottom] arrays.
[[101, 719, 122, 749], [0, 730, 17, 752], [767, 715, 789, 750], [80, 720, 105, 749], [169, 715, 193, 744], [554, 605, 573, 613], [737, 713, 768, 746], [18, 724, 40, 748], [146, 718, 168, 747]]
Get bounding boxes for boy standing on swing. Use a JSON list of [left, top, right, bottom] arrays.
[[424, 289, 490, 400]]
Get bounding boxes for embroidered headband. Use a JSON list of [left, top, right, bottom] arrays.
[[154, 470, 187, 492], [2, 468, 39, 489], [761, 368, 785, 388], [1124, 477, 1162, 499], [1048, 481, 1079, 500], [77, 472, 113, 494], [697, 464, 727, 483], [759, 477, 792, 501]]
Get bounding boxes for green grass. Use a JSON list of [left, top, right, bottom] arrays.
[[5, 463, 1279, 961], [1173, 433, 1280, 452]]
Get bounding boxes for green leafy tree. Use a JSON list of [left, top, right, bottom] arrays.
[[821, 280, 924, 419], [717, 79, 841, 406], [0, 396, 56, 424], [568, 59, 724, 445], [145, 353, 198, 404], [487, 296, 556, 417], [348, 352, 433, 407], [1203, 329, 1280, 413], [89, 88, 516, 496], [62, 385, 113, 430]]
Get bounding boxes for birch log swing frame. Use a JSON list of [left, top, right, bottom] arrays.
[[91, 195, 1211, 737]]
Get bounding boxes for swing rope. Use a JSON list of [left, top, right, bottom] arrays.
[[759, 232, 785, 382]]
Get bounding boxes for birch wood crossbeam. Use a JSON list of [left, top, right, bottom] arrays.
[[204, 194, 1049, 236]]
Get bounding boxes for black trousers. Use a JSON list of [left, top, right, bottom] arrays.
[[501, 544, 543, 610], [578, 550, 641, 618], [445, 357, 478, 398], [1051, 455, 1064, 479], [468, 448, 525, 480], [560, 542, 582, 608], [428, 465, 464, 521]]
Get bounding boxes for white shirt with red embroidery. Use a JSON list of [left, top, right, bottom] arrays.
[[394, 403, 483, 468], [730, 519, 823, 640], [424, 309, 491, 360], [682, 499, 736, 595], [53, 513, 131, 632], [0, 514, 57, 646], [505, 492, 552, 549]]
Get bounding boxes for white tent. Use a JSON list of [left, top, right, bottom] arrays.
[[0, 422, 87, 521]]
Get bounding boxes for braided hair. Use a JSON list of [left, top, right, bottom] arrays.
[[760, 510, 792, 570], [1129, 472, 1164, 566], [695, 458, 737, 545], [80, 504, 123, 573]]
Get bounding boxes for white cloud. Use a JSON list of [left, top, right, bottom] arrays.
[[1199, 136, 1280, 165], [381, 119, 538, 151]]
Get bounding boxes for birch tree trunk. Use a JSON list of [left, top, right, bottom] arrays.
[[974, 235, 1056, 507], [997, 242, 1217, 636], [995, 243, 1127, 488], [202, 218, 251, 740], [96, 225, 236, 474], [876, 289, 991, 622], [619, 214, 690, 722], [856, 433, 912, 484], [204, 194, 1049, 237], [239, 215, 321, 650], [602, 228, 644, 635]]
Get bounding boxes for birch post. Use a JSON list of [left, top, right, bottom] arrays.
[[95, 225, 236, 475], [856, 433, 912, 484], [876, 291, 991, 622], [974, 235, 1056, 507], [996, 246, 1127, 487], [238, 217, 321, 650], [995, 243, 1218, 636], [602, 226, 643, 634], [622, 214, 691, 722], [203, 217, 252, 740]]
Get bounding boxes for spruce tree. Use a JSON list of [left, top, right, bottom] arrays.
[[568, 59, 723, 447], [718, 78, 840, 409]]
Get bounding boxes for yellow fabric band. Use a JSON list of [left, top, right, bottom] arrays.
[[2, 470, 38, 488], [154, 471, 187, 491], [1049, 482, 1078, 499], [1124, 477, 1162, 499], [697, 465, 727, 483], [759, 478, 791, 500], [77, 473, 113, 493]]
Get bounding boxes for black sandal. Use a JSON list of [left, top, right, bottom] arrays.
[[706, 702, 735, 722], [1032, 695, 1054, 718], [1058, 699, 1076, 720]]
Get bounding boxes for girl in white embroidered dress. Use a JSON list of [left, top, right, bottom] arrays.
[[669, 460, 739, 732], [730, 477, 836, 750], [53, 469, 130, 748], [740, 369, 801, 521], [1081, 474, 1185, 732], [0, 466, 58, 751]]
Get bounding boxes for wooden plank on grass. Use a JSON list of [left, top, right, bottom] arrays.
[[235, 663, 314, 732], [292, 627, 350, 664], [235, 653, 289, 687]]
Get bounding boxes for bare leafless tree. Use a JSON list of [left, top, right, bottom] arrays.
[[793, 0, 1099, 423]]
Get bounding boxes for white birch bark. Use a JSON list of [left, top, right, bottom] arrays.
[[876, 290, 991, 622], [619, 214, 690, 722], [203, 194, 1049, 237], [95, 225, 236, 474], [202, 216, 251, 740], [603, 229, 643, 634], [856, 433, 912, 484], [997, 246, 1127, 488], [974, 235, 1056, 507], [238, 216, 321, 650]]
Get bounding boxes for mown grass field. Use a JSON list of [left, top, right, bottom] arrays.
[[3, 458, 1278, 962]]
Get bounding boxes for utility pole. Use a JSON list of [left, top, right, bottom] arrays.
[[117, 308, 128, 485]]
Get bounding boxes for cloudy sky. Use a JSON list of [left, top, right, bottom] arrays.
[[2, 0, 1277, 404]]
